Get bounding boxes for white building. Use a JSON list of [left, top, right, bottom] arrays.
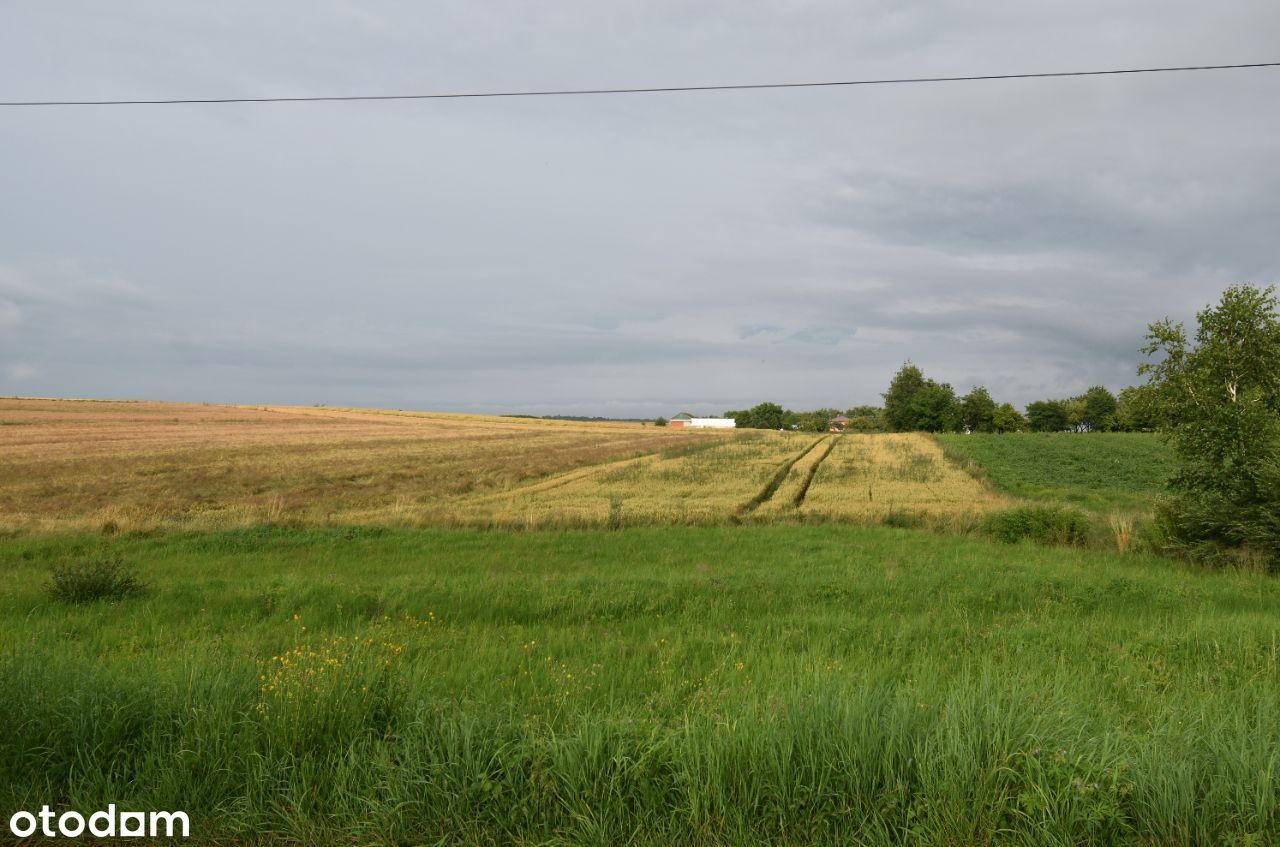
[[668, 415, 735, 429]]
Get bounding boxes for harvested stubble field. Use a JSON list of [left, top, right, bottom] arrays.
[[1, 399, 1016, 532], [0, 398, 712, 533]]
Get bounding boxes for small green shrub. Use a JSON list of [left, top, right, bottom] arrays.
[[981, 506, 1090, 546], [607, 493, 624, 530], [1153, 490, 1280, 573], [47, 555, 144, 604], [881, 508, 925, 529]]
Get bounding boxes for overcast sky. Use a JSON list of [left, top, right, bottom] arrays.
[[2, 2, 1277, 417]]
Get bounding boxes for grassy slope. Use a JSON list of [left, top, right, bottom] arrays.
[[936, 432, 1174, 511], [3, 525, 1277, 845]]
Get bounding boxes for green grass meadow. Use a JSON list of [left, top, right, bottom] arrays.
[[3, 524, 1279, 845], [936, 433, 1174, 512]]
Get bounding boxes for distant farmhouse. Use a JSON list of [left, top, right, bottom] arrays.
[[828, 415, 850, 432], [668, 413, 736, 430]]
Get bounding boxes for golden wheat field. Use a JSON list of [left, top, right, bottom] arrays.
[[799, 433, 1009, 521], [436, 431, 1006, 528], [0, 398, 711, 532], [432, 430, 821, 527], [1, 398, 1008, 532]]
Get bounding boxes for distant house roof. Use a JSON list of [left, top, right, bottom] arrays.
[[671, 413, 694, 420], [830, 415, 851, 423]]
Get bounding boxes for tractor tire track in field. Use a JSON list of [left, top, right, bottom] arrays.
[[791, 435, 839, 507], [736, 435, 829, 517], [466, 453, 660, 503], [466, 435, 731, 505]]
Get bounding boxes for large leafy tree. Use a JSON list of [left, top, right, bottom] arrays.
[[960, 386, 997, 433], [882, 364, 961, 432], [1079, 385, 1118, 432], [1025, 400, 1068, 432], [1113, 385, 1159, 432], [1062, 397, 1088, 432], [992, 403, 1027, 433], [882, 363, 928, 432], [911, 382, 962, 432], [733, 402, 789, 430], [1140, 284, 1280, 566]]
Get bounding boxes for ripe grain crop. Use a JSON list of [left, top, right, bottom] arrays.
[[0, 399, 710, 533], [801, 433, 1008, 524], [3, 400, 1038, 536], [439, 430, 812, 527], [753, 434, 836, 516]]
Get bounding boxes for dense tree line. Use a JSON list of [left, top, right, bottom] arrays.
[[874, 363, 1157, 434], [692, 372, 1152, 435], [723, 403, 881, 432], [674, 287, 1257, 442], [694, 380, 1156, 435]]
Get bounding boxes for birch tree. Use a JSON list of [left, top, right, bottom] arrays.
[[1140, 284, 1280, 565]]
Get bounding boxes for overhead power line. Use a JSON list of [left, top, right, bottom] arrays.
[[2, 61, 1277, 108]]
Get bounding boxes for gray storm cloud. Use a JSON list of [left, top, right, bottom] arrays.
[[2, 1, 1278, 415]]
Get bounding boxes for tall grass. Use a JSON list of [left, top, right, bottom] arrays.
[[981, 504, 1091, 546], [45, 553, 145, 603], [2, 525, 1278, 844]]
